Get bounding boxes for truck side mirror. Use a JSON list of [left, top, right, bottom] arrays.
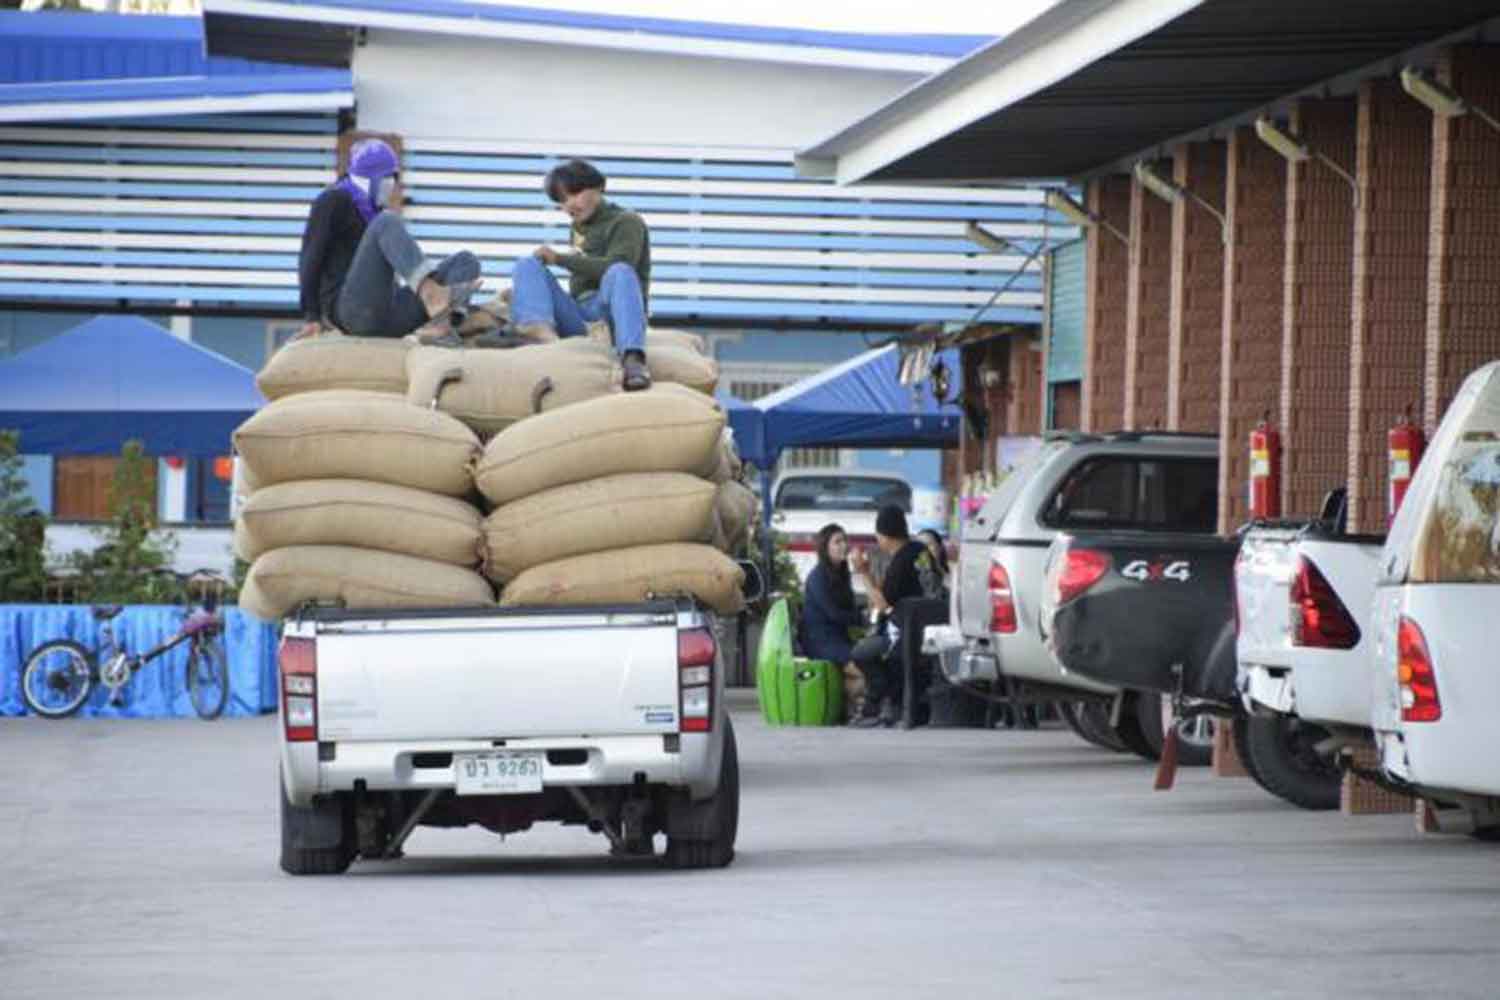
[[736, 560, 766, 605]]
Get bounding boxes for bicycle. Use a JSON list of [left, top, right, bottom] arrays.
[[20, 570, 230, 721]]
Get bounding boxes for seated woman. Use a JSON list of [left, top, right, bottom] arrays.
[[800, 524, 866, 711]]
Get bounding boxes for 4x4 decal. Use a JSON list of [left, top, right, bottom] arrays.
[[1121, 559, 1192, 582]]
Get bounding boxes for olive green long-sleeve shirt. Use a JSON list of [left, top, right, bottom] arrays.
[[557, 199, 651, 308]]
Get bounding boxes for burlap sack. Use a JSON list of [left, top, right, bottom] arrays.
[[501, 543, 745, 615], [406, 342, 616, 435], [256, 335, 410, 399], [233, 390, 479, 496], [585, 322, 707, 356], [715, 480, 758, 554], [557, 338, 718, 396], [706, 428, 743, 484], [239, 545, 495, 621], [235, 479, 483, 566], [475, 386, 725, 506], [483, 473, 716, 582]]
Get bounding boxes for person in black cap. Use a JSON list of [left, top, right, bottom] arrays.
[[847, 503, 943, 727]]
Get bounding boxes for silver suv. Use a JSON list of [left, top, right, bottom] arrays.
[[938, 432, 1219, 701]]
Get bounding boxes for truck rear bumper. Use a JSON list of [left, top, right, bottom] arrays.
[[281, 733, 719, 807]]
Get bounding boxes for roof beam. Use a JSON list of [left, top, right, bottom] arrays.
[[797, 0, 1203, 185]]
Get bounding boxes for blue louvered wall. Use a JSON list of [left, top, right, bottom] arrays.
[[0, 115, 1075, 328]]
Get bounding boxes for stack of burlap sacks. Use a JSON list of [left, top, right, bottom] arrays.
[[233, 330, 758, 621]]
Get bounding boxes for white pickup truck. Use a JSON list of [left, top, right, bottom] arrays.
[[1234, 514, 1383, 809], [276, 595, 748, 874], [1371, 361, 1500, 840]]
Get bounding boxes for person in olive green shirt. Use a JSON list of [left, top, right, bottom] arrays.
[[511, 159, 653, 391]]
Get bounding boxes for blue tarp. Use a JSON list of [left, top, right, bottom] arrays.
[[1, 605, 279, 718], [753, 344, 961, 464], [0, 314, 265, 456]]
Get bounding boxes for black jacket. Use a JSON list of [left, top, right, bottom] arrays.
[[298, 185, 367, 324]]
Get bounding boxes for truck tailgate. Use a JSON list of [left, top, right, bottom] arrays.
[[313, 613, 682, 742], [1235, 527, 1300, 668]]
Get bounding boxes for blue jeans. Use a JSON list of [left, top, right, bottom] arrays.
[[337, 213, 479, 338], [510, 255, 645, 354]]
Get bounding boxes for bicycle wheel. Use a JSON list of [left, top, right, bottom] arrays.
[[20, 640, 96, 718], [186, 635, 230, 720]]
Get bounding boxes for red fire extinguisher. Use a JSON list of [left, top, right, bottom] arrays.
[[1388, 410, 1426, 524], [1249, 415, 1282, 520]]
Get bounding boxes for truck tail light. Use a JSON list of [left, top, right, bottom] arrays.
[[988, 561, 1018, 634], [1054, 548, 1110, 606], [279, 636, 317, 742], [678, 628, 716, 733], [1397, 616, 1441, 723], [1289, 557, 1360, 649]]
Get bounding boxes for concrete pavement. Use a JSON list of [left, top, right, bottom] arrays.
[[1, 705, 1496, 999]]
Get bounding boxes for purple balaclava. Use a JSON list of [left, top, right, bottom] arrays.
[[336, 138, 399, 223]]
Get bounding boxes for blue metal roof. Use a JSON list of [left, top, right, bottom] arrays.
[[226, 1, 992, 58], [1, 12, 207, 84], [0, 12, 351, 118]]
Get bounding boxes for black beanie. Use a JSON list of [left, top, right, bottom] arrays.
[[875, 504, 908, 540]]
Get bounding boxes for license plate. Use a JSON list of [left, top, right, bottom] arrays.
[[454, 751, 544, 795]]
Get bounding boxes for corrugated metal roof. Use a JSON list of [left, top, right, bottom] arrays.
[[215, 0, 992, 57], [802, 0, 1500, 183], [0, 12, 205, 85], [0, 12, 352, 122], [203, 0, 988, 71]]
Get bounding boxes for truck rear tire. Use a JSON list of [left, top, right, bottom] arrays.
[[1064, 700, 1128, 752], [1243, 714, 1341, 810], [1232, 715, 1264, 786], [1135, 695, 1215, 768], [663, 717, 739, 870], [1112, 692, 1158, 761], [279, 769, 355, 876]]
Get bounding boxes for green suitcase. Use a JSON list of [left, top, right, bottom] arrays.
[[756, 598, 845, 726]]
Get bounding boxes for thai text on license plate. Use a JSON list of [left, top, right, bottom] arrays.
[[455, 751, 543, 795]]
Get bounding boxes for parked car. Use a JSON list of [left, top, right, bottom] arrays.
[[1371, 361, 1500, 840], [931, 431, 1221, 761], [276, 577, 758, 874], [771, 468, 912, 588], [1234, 511, 1382, 809]]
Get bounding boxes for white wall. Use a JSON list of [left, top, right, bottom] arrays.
[[354, 31, 923, 149]]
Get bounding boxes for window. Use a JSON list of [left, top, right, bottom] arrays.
[[265, 321, 302, 366], [775, 476, 913, 513], [1043, 457, 1217, 532]]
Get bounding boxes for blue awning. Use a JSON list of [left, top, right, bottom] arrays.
[[0, 314, 265, 457], [0, 12, 353, 122], [753, 345, 961, 464]]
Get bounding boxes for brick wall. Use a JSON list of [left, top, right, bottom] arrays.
[[1349, 78, 1432, 532], [1084, 175, 1131, 431], [1051, 381, 1082, 430], [1281, 98, 1356, 518], [1125, 160, 1173, 430], [1008, 334, 1045, 434], [1169, 141, 1226, 433], [1426, 45, 1500, 428], [1220, 128, 1287, 533]]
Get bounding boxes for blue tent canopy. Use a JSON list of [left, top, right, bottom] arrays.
[[0, 315, 264, 456], [753, 344, 961, 464]]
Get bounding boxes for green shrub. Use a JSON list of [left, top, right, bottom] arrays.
[[0, 430, 48, 603]]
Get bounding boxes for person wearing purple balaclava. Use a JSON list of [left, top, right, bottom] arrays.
[[297, 138, 480, 342]]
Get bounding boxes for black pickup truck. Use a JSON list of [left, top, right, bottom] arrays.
[[1041, 530, 1241, 709]]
